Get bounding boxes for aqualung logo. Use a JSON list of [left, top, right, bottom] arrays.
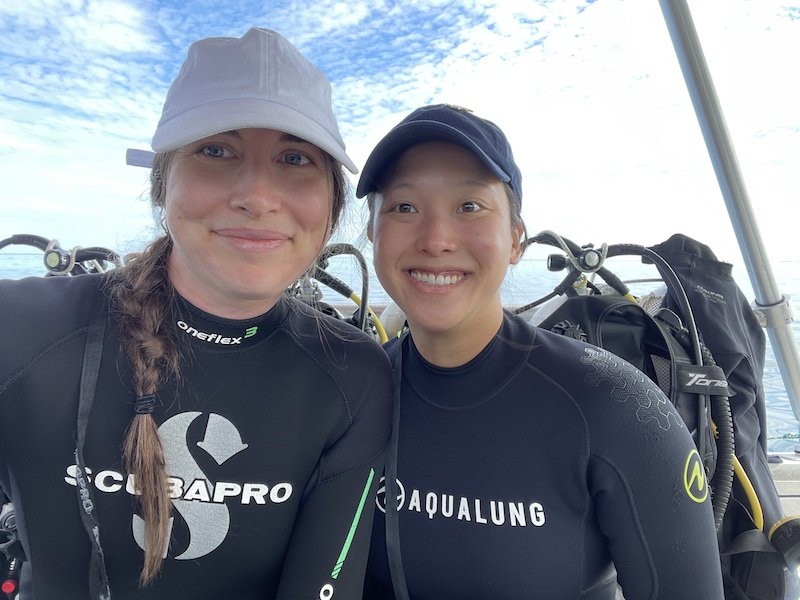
[[64, 412, 293, 560], [683, 449, 708, 503], [375, 475, 406, 514], [375, 477, 546, 527], [176, 320, 258, 345]]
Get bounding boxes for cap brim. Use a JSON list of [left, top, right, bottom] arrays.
[[151, 99, 358, 174], [126, 148, 156, 168], [355, 120, 509, 198]]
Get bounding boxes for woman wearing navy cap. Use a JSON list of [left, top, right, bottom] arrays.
[[0, 28, 391, 599], [358, 104, 724, 599]]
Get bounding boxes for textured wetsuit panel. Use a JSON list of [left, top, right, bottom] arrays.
[[0, 274, 392, 599]]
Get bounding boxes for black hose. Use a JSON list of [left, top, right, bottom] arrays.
[[609, 243, 734, 531], [0, 234, 51, 252], [312, 267, 353, 300], [706, 362, 735, 530], [523, 234, 735, 531], [608, 244, 708, 461], [512, 291, 559, 315], [526, 231, 583, 256], [607, 244, 702, 362], [524, 233, 632, 297], [75, 247, 123, 268], [316, 244, 370, 332], [1, 236, 123, 276]]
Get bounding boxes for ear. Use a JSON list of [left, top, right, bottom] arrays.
[[509, 223, 524, 265]]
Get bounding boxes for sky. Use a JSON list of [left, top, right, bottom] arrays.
[[1, 0, 798, 288]]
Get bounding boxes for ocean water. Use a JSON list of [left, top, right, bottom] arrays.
[[3, 250, 799, 453]]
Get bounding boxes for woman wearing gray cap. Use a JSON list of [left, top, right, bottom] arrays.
[[0, 28, 391, 599], [358, 104, 724, 599]]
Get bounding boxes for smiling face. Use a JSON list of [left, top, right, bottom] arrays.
[[369, 141, 523, 358], [164, 128, 334, 318]]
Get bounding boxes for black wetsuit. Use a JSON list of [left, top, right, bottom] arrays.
[[0, 273, 392, 599], [365, 311, 724, 599]]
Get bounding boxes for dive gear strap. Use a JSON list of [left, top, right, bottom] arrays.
[[385, 335, 411, 600], [75, 296, 112, 600]]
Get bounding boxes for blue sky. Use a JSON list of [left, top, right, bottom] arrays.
[[1, 0, 798, 278]]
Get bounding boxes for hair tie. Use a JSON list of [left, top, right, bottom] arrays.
[[133, 394, 158, 415]]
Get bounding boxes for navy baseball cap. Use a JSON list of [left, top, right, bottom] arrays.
[[355, 104, 522, 203]]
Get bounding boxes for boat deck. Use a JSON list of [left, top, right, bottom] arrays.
[[773, 452, 800, 516]]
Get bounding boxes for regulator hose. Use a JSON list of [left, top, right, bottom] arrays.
[[311, 266, 388, 343], [0, 234, 51, 252], [312, 243, 388, 342], [0, 235, 122, 275], [702, 345, 734, 531], [608, 242, 735, 531], [317, 243, 370, 332], [518, 232, 735, 531]]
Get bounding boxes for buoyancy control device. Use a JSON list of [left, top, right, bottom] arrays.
[[523, 231, 799, 600]]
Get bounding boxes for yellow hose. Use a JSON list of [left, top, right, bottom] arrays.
[[732, 454, 764, 531], [350, 292, 389, 344], [711, 421, 763, 531]]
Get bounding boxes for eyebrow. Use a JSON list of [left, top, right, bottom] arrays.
[[282, 133, 311, 144], [216, 130, 311, 145]]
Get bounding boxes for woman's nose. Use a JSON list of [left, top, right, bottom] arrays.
[[416, 214, 456, 255], [229, 163, 283, 217]]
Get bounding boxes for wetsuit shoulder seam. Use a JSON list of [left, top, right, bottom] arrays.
[[0, 326, 88, 396]]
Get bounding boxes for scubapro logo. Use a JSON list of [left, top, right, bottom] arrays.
[[683, 449, 708, 503], [64, 412, 294, 560]]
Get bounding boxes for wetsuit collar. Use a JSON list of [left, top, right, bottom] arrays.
[[174, 294, 289, 350], [402, 311, 533, 409]]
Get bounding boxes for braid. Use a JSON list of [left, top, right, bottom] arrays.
[[108, 234, 180, 584], [102, 149, 346, 584]]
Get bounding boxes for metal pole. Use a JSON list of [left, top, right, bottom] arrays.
[[658, 0, 800, 419]]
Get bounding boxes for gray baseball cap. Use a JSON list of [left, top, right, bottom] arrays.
[[127, 28, 356, 173]]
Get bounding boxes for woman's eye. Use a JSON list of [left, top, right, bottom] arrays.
[[459, 201, 482, 213], [283, 152, 311, 166], [200, 144, 231, 158], [392, 203, 417, 214]]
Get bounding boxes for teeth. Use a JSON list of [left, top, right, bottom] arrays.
[[410, 270, 464, 286]]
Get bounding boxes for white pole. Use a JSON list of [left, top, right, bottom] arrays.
[[658, 0, 800, 420]]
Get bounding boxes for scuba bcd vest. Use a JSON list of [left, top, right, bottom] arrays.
[[652, 234, 800, 600], [523, 231, 799, 600]]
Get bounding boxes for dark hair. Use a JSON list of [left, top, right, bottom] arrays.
[[108, 147, 347, 584]]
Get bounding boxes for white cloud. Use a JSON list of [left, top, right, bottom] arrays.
[[0, 0, 796, 274]]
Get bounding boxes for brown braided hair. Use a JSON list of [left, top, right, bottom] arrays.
[[107, 148, 347, 584]]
